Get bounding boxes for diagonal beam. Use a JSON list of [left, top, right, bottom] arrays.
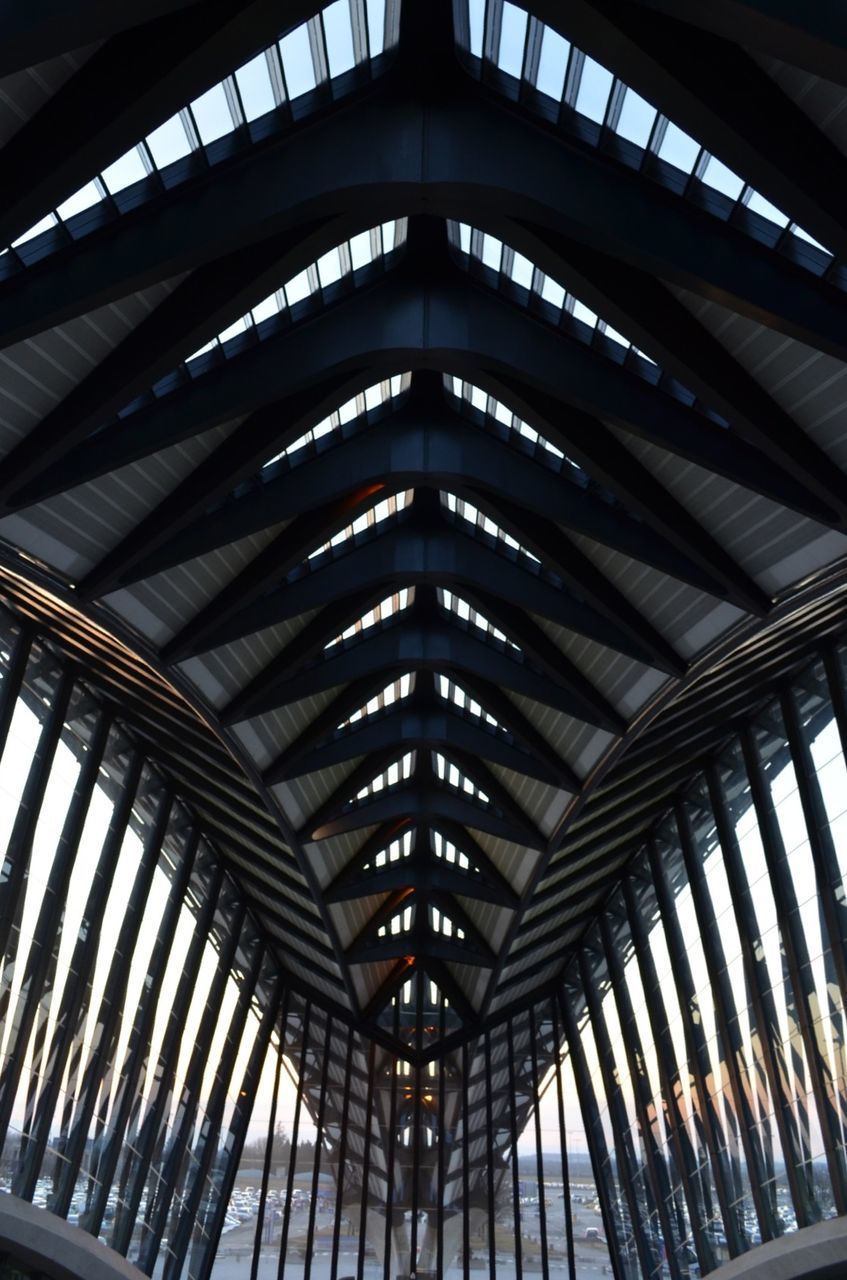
[[493, 374, 772, 617], [79, 373, 367, 601], [300, 740, 536, 851], [325, 848, 517, 909], [304, 780, 543, 849], [3, 73, 847, 362], [0, 0, 316, 239], [347, 931, 495, 969], [186, 512, 663, 665], [114, 398, 721, 604], [458, 484, 684, 677], [0, 220, 347, 511], [500, 221, 845, 526], [629, 0, 847, 83], [222, 616, 599, 725], [269, 701, 565, 788], [424, 958, 479, 1025], [539, 0, 847, 259], [461, 586, 628, 733], [269, 669, 577, 790], [0, 0, 209, 74], [361, 957, 418, 1022]]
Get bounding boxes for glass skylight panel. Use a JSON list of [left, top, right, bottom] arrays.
[[443, 374, 570, 465], [439, 587, 521, 652], [338, 672, 414, 726], [367, 827, 413, 870], [185, 221, 407, 367], [307, 488, 411, 563], [432, 830, 472, 871], [615, 88, 657, 148], [442, 491, 541, 565], [263, 372, 411, 470], [701, 156, 745, 202], [574, 57, 614, 124], [431, 906, 464, 939], [378, 904, 414, 937], [498, 3, 528, 79], [456, 2, 833, 268], [436, 673, 500, 729], [536, 27, 569, 101], [7, 0, 401, 264], [355, 751, 414, 800], [434, 750, 490, 802], [326, 588, 414, 651]]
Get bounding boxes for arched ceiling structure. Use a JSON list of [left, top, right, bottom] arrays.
[[2, 0, 847, 1053]]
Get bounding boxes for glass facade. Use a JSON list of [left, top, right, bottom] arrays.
[[0, 594, 845, 1279]]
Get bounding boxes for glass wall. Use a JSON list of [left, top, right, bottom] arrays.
[[2, 600, 847, 1280]]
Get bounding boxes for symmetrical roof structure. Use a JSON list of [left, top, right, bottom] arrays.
[[2, 0, 847, 1063]]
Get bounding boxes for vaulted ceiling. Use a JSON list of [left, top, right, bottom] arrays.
[[2, 0, 847, 1053]]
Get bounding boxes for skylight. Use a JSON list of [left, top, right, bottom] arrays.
[[7, 0, 402, 263], [364, 827, 414, 870], [441, 491, 541, 566], [449, 220, 658, 365], [433, 750, 490, 802], [430, 906, 465, 939], [325, 588, 414, 652], [338, 671, 414, 726], [306, 489, 412, 563], [263, 372, 412, 471], [436, 673, 502, 731], [458, 1, 832, 269], [378, 903, 414, 937], [354, 750, 415, 801], [439, 588, 521, 653], [432, 830, 474, 872], [186, 222, 408, 366], [443, 373, 569, 466]]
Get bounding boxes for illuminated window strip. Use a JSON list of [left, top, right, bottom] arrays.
[[6, 0, 402, 261], [365, 827, 414, 870], [451, 220, 658, 367], [326, 588, 415, 653], [338, 671, 415, 727], [436, 673, 503, 732], [439, 587, 521, 653], [379, 904, 414, 937], [442, 490, 541, 566], [264, 372, 412, 471], [432, 830, 476, 873], [354, 750, 415, 801], [443, 373, 570, 466], [434, 749, 491, 802], [460, 1, 832, 269], [187, 221, 408, 366], [431, 905, 465, 939], [307, 489, 412, 563]]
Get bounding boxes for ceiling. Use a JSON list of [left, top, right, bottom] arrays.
[[1, 0, 847, 1051]]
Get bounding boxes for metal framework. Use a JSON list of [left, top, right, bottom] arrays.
[[1, 1, 847, 1277]]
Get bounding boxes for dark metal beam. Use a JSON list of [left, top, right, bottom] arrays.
[[222, 615, 615, 725], [325, 848, 517, 910], [629, 0, 847, 82], [492, 373, 771, 617], [185, 510, 659, 672], [268, 665, 577, 790], [0, 0, 205, 74], [271, 700, 564, 788], [502, 221, 845, 526], [0, 0, 319, 236], [537, 0, 847, 259], [0, 221, 350, 510], [305, 779, 543, 849], [4, 71, 846, 363]]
